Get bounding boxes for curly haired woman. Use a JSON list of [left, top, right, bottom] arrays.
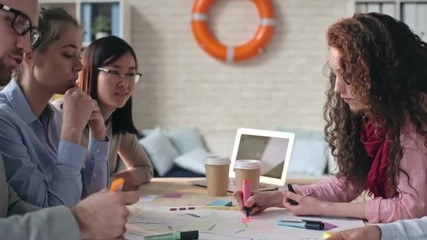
[[234, 12, 427, 223]]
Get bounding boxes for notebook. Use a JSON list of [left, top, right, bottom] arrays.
[[191, 128, 295, 192]]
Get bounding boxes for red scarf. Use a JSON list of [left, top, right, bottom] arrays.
[[361, 122, 390, 198]]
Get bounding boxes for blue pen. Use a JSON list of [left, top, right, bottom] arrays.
[[277, 219, 325, 230]]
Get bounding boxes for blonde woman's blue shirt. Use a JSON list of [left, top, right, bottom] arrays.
[[0, 80, 110, 207]]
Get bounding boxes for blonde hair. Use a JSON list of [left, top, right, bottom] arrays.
[[16, 7, 79, 81], [32, 7, 79, 52]]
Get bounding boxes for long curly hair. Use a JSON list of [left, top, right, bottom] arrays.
[[324, 12, 427, 196]]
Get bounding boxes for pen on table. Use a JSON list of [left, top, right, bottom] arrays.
[[286, 184, 299, 205], [144, 230, 199, 240], [277, 219, 325, 230], [110, 178, 124, 192], [242, 179, 252, 217]]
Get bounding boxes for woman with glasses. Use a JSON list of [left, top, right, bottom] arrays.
[[54, 36, 153, 190], [234, 12, 427, 224], [0, 7, 109, 207]]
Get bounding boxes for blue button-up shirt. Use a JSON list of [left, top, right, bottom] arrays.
[[0, 80, 110, 207]]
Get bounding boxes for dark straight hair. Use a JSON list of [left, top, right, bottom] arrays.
[[78, 35, 138, 135]]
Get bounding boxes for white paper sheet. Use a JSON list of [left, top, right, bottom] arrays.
[[125, 204, 365, 240]]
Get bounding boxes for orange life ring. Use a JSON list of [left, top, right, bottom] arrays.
[[191, 0, 276, 63]]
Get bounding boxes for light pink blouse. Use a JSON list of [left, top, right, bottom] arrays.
[[297, 126, 427, 223]]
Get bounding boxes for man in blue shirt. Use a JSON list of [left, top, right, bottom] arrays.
[[0, 0, 139, 239]]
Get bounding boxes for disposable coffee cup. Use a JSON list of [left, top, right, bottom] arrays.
[[233, 159, 261, 192], [205, 156, 231, 196]]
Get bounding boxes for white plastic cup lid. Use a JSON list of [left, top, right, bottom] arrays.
[[205, 156, 231, 165], [233, 159, 261, 169]]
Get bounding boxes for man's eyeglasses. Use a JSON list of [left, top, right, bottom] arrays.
[[0, 4, 41, 46], [98, 67, 142, 84]]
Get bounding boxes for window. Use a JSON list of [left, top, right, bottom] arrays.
[[80, 2, 119, 43], [40, 0, 130, 46], [401, 2, 427, 42], [356, 2, 396, 17], [353, 0, 427, 42]]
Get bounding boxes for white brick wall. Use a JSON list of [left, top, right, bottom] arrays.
[[128, 0, 348, 134]]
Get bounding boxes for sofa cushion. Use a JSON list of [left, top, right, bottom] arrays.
[[142, 127, 207, 155], [278, 128, 329, 176], [162, 165, 205, 178], [173, 148, 213, 175], [167, 127, 206, 154], [139, 127, 180, 176]]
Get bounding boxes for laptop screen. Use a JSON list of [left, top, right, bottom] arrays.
[[230, 128, 295, 186]]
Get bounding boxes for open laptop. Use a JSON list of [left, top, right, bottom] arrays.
[[192, 128, 295, 192]]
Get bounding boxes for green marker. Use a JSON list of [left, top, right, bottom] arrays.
[[144, 230, 199, 240]]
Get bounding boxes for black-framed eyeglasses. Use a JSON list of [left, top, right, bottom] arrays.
[[0, 4, 40, 46], [98, 67, 142, 84]]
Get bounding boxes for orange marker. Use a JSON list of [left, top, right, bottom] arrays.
[[110, 178, 124, 192]]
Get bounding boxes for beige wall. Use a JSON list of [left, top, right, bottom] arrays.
[[129, 0, 350, 134]]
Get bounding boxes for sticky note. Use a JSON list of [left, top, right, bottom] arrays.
[[208, 199, 233, 206]]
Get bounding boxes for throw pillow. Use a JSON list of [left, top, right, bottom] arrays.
[[277, 128, 329, 176], [139, 127, 180, 176], [140, 127, 207, 155], [167, 127, 206, 155], [141, 128, 155, 137], [173, 148, 214, 175]]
